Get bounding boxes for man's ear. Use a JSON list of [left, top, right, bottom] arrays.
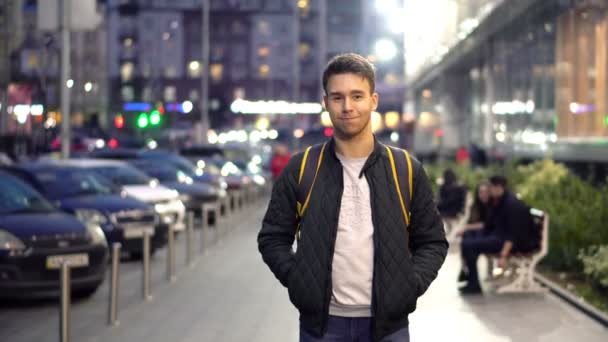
[[322, 95, 328, 109], [372, 92, 379, 110]]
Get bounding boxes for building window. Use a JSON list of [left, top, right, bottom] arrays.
[[120, 62, 134, 82], [258, 64, 270, 78], [141, 63, 151, 78], [210, 64, 223, 82], [232, 20, 245, 35], [299, 43, 310, 60], [256, 20, 271, 35], [121, 86, 134, 102], [164, 65, 177, 79], [142, 87, 152, 102], [189, 89, 199, 101], [258, 46, 270, 57], [164, 86, 176, 102]]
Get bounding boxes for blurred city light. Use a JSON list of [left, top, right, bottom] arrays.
[[137, 112, 149, 128], [66, 79, 74, 88], [384, 111, 400, 128], [371, 111, 383, 132], [114, 114, 125, 129], [84, 82, 93, 92], [230, 99, 323, 114], [182, 100, 193, 114], [293, 128, 304, 138], [256, 117, 270, 130], [320, 111, 332, 127], [390, 132, 399, 143], [268, 129, 279, 140], [374, 39, 398, 61], [149, 110, 161, 125], [188, 61, 200, 71]]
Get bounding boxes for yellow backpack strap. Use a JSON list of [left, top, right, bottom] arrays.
[[385, 145, 413, 227], [296, 143, 326, 220]]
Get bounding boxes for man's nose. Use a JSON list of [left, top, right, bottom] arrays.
[[342, 98, 353, 112]]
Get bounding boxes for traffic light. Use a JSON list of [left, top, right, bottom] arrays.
[[149, 110, 161, 126], [114, 114, 125, 129], [137, 112, 149, 128]]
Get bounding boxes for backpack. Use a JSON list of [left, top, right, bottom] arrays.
[[295, 142, 414, 239]]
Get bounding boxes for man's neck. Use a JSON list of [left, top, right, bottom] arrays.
[[333, 132, 375, 158]]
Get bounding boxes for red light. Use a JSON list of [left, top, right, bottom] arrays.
[[434, 128, 444, 137], [108, 138, 119, 149], [157, 106, 165, 115], [114, 115, 124, 129], [323, 127, 334, 137]]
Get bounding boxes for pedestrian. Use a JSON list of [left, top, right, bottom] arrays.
[[270, 144, 291, 181], [258, 53, 448, 341], [455, 181, 491, 283]]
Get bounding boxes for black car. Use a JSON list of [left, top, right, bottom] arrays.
[[0, 171, 108, 298], [4, 164, 161, 258]]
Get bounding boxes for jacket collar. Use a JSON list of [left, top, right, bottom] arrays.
[[326, 135, 384, 177]]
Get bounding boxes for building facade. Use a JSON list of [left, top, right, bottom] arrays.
[[405, 0, 608, 163]]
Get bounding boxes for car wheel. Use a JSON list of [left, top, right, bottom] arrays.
[[72, 285, 100, 299]]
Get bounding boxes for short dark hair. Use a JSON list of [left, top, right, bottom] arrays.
[[489, 175, 508, 188], [322, 53, 376, 95]]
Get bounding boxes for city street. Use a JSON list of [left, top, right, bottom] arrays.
[[1, 195, 606, 342]]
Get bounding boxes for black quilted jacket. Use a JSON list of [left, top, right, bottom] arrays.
[[258, 138, 448, 341]]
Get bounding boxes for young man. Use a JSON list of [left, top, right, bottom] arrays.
[[258, 53, 448, 341]]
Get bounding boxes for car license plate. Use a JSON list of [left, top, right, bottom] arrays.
[[46, 254, 89, 269], [123, 226, 155, 239]]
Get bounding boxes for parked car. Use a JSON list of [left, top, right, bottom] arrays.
[[46, 159, 186, 234], [3, 163, 160, 258], [130, 160, 224, 221], [0, 171, 108, 298]]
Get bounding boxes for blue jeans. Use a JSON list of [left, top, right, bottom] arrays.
[[300, 316, 410, 342]]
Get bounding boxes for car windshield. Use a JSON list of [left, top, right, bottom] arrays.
[[0, 175, 55, 215], [91, 165, 151, 186], [35, 169, 114, 199], [133, 161, 194, 183]]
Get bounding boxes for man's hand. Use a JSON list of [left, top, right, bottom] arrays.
[[497, 255, 508, 269]]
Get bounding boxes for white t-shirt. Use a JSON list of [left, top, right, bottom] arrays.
[[329, 153, 374, 317]]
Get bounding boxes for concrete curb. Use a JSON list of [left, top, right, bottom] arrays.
[[534, 272, 608, 328]]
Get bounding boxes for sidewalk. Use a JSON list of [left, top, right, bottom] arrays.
[[4, 198, 605, 342]]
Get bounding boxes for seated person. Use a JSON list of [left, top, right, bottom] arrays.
[[456, 181, 491, 283], [459, 175, 529, 294]]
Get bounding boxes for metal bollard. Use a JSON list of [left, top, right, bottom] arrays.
[[60, 262, 71, 342], [200, 204, 208, 253], [142, 231, 152, 301], [108, 243, 121, 326], [167, 225, 176, 282], [186, 211, 194, 266]]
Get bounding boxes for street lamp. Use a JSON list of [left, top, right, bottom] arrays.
[[374, 39, 398, 61]]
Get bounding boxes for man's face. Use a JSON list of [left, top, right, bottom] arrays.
[[323, 73, 378, 140], [490, 184, 505, 199]]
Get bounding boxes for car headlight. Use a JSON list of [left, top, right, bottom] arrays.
[[0, 229, 26, 251], [74, 209, 108, 225], [86, 224, 108, 246]]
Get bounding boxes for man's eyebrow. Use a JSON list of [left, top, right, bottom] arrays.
[[329, 90, 366, 96]]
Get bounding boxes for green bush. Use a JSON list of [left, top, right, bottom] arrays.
[[579, 245, 608, 289]]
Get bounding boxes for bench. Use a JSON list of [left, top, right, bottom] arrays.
[[444, 191, 473, 242], [485, 208, 549, 294]]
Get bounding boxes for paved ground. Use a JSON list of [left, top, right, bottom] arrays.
[[1, 196, 607, 341]]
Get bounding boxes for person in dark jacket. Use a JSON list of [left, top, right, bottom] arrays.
[[459, 175, 528, 294], [257, 53, 448, 341]]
